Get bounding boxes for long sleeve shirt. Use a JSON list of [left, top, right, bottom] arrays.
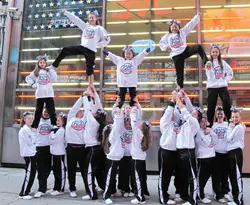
[[19, 125, 37, 157], [212, 122, 229, 153], [107, 50, 149, 87], [159, 14, 200, 58], [49, 127, 66, 155], [36, 118, 52, 147], [226, 123, 245, 151], [206, 59, 233, 88], [65, 11, 110, 52], [66, 97, 86, 145], [176, 107, 200, 149], [195, 128, 218, 159], [25, 69, 57, 99], [160, 105, 179, 151]]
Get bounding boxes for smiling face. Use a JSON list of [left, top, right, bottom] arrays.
[[124, 50, 134, 60], [24, 114, 33, 126], [38, 59, 47, 69], [170, 23, 180, 33], [42, 109, 49, 118], [88, 13, 97, 25], [232, 112, 241, 124], [191, 109, 198, 119], [76, 110, 84, 118], [200, 117, 207, 129], [56, 116, 64, 127], [215, 110, 225, 123], [210, 47, 220, 59]]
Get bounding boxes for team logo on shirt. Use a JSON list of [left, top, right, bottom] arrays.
[[71, 120, 85, 131], [120, 136, 126, 148], [173, 122, 181, 133], [214, 127, 227, 139], [120, 63, 133, 74], [208, 143, 216, 148], [84, 28, 95, 39], [123, 130, 132, 144], [39, 124, 51, 135], [37, 74, 51, 85], [214, 65, 224, 79], [170, 36, 183, 48]]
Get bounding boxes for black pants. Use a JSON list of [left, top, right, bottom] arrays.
[[52, 155, 66, 192], [158, 148, 177, 204], [118, 87, 137, 108], [103, 159, 120, 200], [131, 159, 149, 202], [66, 145, 87, 192], [19, 156, 37, 196], [32, 97, 56, 128], [212, 152, 230, 200], [118, 156, 133, 193], [172, 45, 208, 88], [197, 157, 215, 199], [207, 87, 231, 127], [177, 149, 197, 205], [228, 148, 243, 205], [52, 45, 95, 76], [36, 146, 52, 193], [84, 145, 105, 199], [96, 147, 107, 191]]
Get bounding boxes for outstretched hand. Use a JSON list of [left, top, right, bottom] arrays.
[[103, 50, 109, 56], [145, 48, 151, 53], [62, 9, 67, 14]]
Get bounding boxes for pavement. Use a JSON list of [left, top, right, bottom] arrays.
[[0, 167, 249, 205]]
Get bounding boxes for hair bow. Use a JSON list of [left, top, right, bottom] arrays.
[[96, 109, 107, 116], [59, 112, 67, 118], [89, 10, 99, 17], [211, 43, 222, 49], [23, 111, 33, 117], [122, 45, 134, 52], [36, 54, 49, 60], [167, 19, 181, 25], [193, 106, 204, 113], [144, 120, 151, 128], [230, 105, 243, 112], [103, 124, 112, 132], [124, 116, 131, 122], [215, 105, 223, 111]]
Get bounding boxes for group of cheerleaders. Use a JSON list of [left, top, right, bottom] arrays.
[[18, 9, 245, 205]]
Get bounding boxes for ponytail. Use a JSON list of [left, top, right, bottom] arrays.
[[102, 124, 112, 154]]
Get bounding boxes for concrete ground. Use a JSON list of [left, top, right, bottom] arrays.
[[0, 167, 249, 205]]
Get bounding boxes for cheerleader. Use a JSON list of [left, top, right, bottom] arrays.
[[25, 54, 57, 129], [159, 13, 209, 88], [103, 46, 150, 108], [195, 115, 218, 204], [53, 9, 111, 88], [158, 95, 180, 205], [174, 91, 201, 205], [206, 44, 233, 127], [65, 95, 88, 198], [226, 106, 245, 205], [19, 112, 36, 200], [81, 90, 107, 200], [212, 106, 230, 203], [34, 109, 53, 198], [130, 106, 151, 204], [103, 105, 125, 204], [49, 113, 67, 196]]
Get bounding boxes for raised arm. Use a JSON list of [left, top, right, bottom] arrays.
[[109, 109, 124, 144], [96, 26, 111, 48], [64, 10, 86, 31], [67, 97, 84, 121], [106, 51, 124, 65], [160, 103, 175, 133], [133, 49, 149, 66], [181, 14, 200, 36]]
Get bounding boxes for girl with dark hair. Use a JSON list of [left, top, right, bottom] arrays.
[[227, 106, 245, 205], [49, 113, 67, 196], [159, 13, 209, 89], [103, 46, 150, 108], [25, 54, 57, 129], [211, 106, 230, 203], [52, 9, 110, 89], [206, 44, 233, 127], [19, 112, 36, 200], [130, 106, 151, 204]]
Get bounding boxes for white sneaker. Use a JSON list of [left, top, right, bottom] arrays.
[[218, 198, 227, 203], [34, 191, 45, 198], [205, 61, 212, 70], [19, 195, 32, 200], [201, 197, 212, 204], [124, 192, 129, 197], [224, 194, 233, 202], [131, 198, 146, 204], [167, 199, 176, 204], [182, 202, 192, 205], [50, 190, 63, 196], [82, 195, 91, 200], [46, 189, 54, 193], [227, 202, 237, 205], [70, 191, 77, 198], [104, 198, 113, 204], [129, 192, 135, 197]]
